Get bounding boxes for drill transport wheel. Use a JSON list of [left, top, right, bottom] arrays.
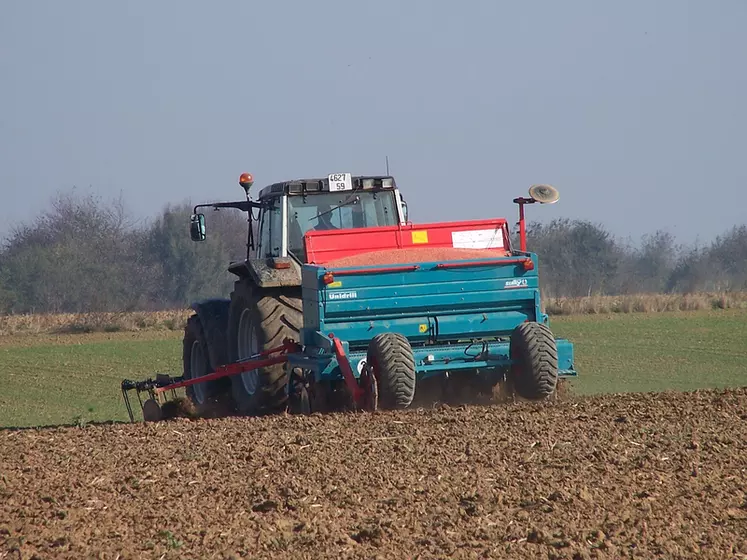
[[288, 370, 312, 415], [509, 322, 559, 400], [360, 364, 379, 412], [366, 333, 416, 410]]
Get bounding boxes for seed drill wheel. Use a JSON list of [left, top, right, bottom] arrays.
[[509, 322, 559, 400], [142, 399, 163, 422], [288, 369, 312, 415], [289, 384, 311, 415], [227, 282, 302, 415], [366, 333, 416, 410], [360, 363, 379, 412]]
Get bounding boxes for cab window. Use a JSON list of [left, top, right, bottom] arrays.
[[287, 190, 398, 260]]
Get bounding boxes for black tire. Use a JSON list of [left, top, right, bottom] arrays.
[[227, 281, 302, 415], [367, 333, 416, 409], [182, 314, 217, 407], [509, 322, 559, 400]]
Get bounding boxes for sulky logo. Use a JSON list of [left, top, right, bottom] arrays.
[[504, 279, 528, 289], [329, 291, 358, 300]]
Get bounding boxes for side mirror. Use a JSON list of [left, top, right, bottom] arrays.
[[190, 213, 206, 241], [401, 200, 409, 222]]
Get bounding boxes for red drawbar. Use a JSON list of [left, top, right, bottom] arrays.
[[304, 219, 511, 265], [153, 340, 300, 394], [330, 336, 364, 404]]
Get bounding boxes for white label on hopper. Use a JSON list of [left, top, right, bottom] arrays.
[[451, 229, 504, 249]]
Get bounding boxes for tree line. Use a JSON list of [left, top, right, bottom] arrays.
[[524, 220, 747, 298], [0, 190, 251, 314], [0, 189, 745, 314]]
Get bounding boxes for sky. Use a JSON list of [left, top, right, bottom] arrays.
[[1, 0, 745, 247]]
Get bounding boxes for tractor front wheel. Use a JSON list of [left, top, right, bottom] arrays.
[[227, 283, 302, 415], [509, 322, 559, 400], [367, 333, 416, 410]]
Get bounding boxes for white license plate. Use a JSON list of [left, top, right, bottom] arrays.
[[328, 173, 353, 191]]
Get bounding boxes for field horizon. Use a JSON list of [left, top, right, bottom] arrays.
[[1, 290, 746, 338], [1, 306, 745, 429]]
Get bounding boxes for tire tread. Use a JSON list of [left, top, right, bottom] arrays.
[[228, 281, 302, 414], [368, 333, 416, 409], [510, 322, 559, 400]]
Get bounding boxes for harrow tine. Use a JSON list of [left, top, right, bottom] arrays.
[[121, 382, 136, 423], [142, 398, 163, 422]]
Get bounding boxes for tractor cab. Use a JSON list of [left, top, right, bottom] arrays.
[[256, 174, 408, 262], [189, 172, 410, 265]]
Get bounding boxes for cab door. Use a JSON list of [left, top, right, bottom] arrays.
[[257, 196, 285, 258]]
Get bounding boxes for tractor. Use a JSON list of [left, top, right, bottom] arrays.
[[121, 172, 576, 421], [182, 173, 411, 415]]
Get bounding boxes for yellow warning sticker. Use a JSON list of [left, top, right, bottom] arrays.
[[412, 230, 429, 244], [419, 324, 428, 333], [328, 281, 342, 288]]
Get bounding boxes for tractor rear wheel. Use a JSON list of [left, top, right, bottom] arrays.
[[227, 282, 302, 415], [182, 315, 215, 407], [367, 333, 416, 409], [509, 322, 558, 400]]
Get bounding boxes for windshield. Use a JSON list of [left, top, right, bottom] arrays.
[[287, 190, 399, 260]]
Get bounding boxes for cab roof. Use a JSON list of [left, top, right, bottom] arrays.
[[256, 175, 397, 200]]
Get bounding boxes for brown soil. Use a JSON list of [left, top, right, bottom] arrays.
[[2, 388, 746, 559]]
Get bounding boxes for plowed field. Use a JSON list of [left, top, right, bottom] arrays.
[[2, 388, 746, 559]]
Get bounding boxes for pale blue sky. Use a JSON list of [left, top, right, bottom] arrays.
[[1, 1, 745, 246]]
